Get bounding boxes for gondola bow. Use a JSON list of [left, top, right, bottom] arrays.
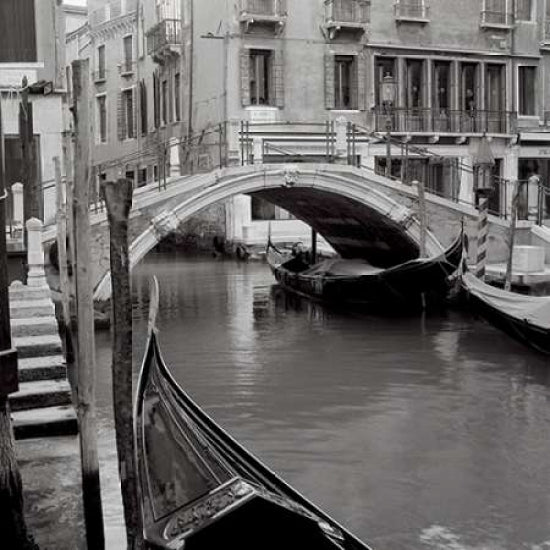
[[134, 278, 373, 549]]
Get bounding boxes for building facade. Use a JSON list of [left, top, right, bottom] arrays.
[[1, 0, 66, 226], [70, 0, 550, 247]]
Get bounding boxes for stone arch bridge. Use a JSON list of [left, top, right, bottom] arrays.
[[44, 162, 511, 302]]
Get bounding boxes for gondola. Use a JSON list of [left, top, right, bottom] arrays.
[[134, 278, 373, 550], [461, 271, 550, 354], [266, 232, 464, 310]]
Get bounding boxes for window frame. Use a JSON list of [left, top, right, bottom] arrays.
[[97, 44, 106, 81], [334, 54, 357, 110], [122, 34, 134, 75], [517, 65, 537, 117], [249, 49, 272, 106]]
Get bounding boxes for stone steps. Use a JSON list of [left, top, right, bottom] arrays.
[[11, 316, 59, 338], [12, 334, 63, 359], [10, 299, 56, 319], [9, 379, 73, 412], [12, 405, 78, 439], [9, 283, 51, 302], [18, 355, 67, 383]]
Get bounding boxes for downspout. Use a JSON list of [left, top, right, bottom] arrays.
[[187, 0, 194, 140]]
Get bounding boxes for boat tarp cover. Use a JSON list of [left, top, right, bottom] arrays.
[[302, 259, 385, 277], [463, 272, 550, 329]]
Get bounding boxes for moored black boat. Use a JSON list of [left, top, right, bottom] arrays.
[[266, 232, 464, 310], [134, 279, 373, 550], [461, 272, 550, 355]]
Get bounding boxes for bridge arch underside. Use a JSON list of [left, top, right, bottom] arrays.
[[250, 187, 420, 267], [94, 166, 445, 301]]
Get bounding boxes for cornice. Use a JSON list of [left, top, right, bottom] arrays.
[[89, 11, 137, 42]]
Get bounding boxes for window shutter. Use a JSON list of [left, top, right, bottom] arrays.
[[272, 49, 285, 108], [117, 91, 125, 140], [324, 53, 335, 110], [357, 53, 367, 111], [240, 49, 251, 107]]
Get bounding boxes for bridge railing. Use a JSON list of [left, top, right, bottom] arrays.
[[87, 118, 549, 225]]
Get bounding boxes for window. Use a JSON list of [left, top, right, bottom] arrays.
[[0, 0, 36, 62], [516, 0, 531, 20], [174, 73, 181, 122], [123, 35, 133, 73], [97, 95, 107, 143], [153, 71, 160, 129], [334, 56, 355, 109], [460, 63, 479, 111], [482, 0, 509, 25], [241, 48, 284, 107], [518, 66, 536, 116], [486, 64, 505, 112], [433, 61, 450, 112], [405, 59, 424, 110], [162, 80, 168, 125], [97, 45, 106, 80], [139, 81, 148, 136], [119, 88, 135, 140], [249, 50, 271, 105]]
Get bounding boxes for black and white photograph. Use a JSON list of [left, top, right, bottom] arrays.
[[1, 0, 550, 548]]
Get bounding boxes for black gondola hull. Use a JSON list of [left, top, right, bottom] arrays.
[[465, 287, 550, 355], [267, 233, 464, 310]]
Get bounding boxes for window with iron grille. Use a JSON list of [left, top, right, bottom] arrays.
[[482, 0, 509, 25]]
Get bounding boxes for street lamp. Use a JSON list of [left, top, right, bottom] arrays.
[[381, 73, 396, 179]]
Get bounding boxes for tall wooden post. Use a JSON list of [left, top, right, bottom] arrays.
[[415, 180, 428, 258], [0, 83, 38, 550], [19, 78, 39, 228], [505, 180, 521, 292], [71, 59, 105, 550], [102, 178, 144, 550], [53, 157, 70, 334], [311, 228, 317, 265]]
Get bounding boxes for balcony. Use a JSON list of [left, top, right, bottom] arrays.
[[324, 0, 370, 39], [480, 9, 513, 29], [239, 0, 287, 33], [147, 19, 182, 64], [394, 1, 429, 23], [370, 108, 516, 135]]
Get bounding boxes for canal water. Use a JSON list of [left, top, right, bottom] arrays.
[[97, 252, 550, 550]]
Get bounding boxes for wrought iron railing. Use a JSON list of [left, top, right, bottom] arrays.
[[371, 108, 516, 135], [480, 9, 512, 26], [394, 0, 429, 20], [325, 0, 370, 24], [240, 0, 287, 17], [147, 19, 182, 57]]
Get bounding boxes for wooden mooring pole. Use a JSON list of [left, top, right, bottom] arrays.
[[71, 59, 105, 550], [505, 180, 521, 292], [102, 178, 144, 549], [0, 83, 37, 550]]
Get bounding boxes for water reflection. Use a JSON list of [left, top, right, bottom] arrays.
[[123, 253, 550, 550]]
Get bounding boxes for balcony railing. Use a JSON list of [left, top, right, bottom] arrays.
[[394, 1, 429, 22], [371, 108, 516, 135], [239, 0, 287, 31], [147, 19, 182, 62], [480, 9, 513, 27], [325, 0, 370, 24]]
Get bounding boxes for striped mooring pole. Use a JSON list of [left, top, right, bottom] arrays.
[[476, 196, 489, 280]]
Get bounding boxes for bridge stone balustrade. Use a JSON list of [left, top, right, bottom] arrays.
[[41, 163, 517, 303]]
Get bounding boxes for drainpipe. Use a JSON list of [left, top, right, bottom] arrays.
[[187, 0, 194, 140]]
